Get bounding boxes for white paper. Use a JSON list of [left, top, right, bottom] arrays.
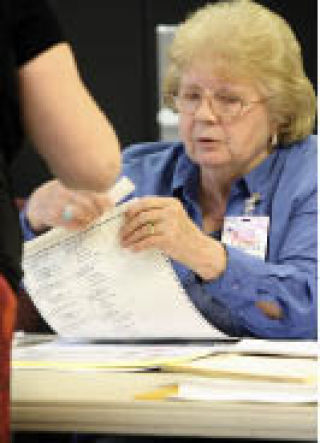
[[204, 339, 319, 358], [22, 188, 225, 339], [12, 340, 215, 370], [164, 354, 317, 383], [174, 377, 317, 403], [226, 339, 319, 358], [106, 176, 135, 204]]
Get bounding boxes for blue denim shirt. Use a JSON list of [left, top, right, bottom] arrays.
[[21, 135, 317, 338]]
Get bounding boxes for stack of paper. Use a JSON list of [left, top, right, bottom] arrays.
[[170, 376, 317, 403], [162, 353, 317, 383], [11, 339, 216, 371], [211, 338, 319, 358], [135, 341, 318, 404]]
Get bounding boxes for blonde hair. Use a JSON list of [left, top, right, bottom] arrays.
[[163, 0, 316, 144]]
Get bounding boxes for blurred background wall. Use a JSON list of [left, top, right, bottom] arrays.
[[10, 0, 317, 198]]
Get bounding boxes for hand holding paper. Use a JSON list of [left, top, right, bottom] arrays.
[[23, 177, 225, 339], [120, 196, 227, 280], [25, 176, 134, 232]]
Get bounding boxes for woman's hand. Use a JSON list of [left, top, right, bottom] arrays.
[[120, 196, 227, 280], [26, 179, 113, 232]]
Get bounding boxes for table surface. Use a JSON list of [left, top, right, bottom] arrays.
[[11, 368, 317, 440]]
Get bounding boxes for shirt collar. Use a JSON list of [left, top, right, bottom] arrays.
[[241, 147, 282, 197], [172, 149, 199, 197]]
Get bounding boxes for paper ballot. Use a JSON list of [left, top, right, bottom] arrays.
[[23, 177, 225, 339]]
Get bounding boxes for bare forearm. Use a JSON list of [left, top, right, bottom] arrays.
[[18, 43, 121, 191], [23, 85, 121, 191]]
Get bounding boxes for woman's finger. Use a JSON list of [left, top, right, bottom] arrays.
[[59, 192, 111, 227], [125, 196, 170, 219], [121, 207, 165, 240], [121, 219, 163, 248]]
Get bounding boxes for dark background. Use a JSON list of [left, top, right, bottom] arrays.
[[10, 0, 317, 198]]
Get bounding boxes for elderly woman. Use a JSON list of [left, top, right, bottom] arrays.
[[21, 0, 316, 340]]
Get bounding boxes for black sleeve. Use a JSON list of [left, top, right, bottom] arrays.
[[12, 0, 66, 66]]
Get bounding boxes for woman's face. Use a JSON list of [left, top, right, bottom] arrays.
[[178, 61, 274, 176]]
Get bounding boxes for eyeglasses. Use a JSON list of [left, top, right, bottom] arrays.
[[174, 87, 268, 123]]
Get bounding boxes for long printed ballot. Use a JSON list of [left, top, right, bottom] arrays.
[[22, 178, 226, 339]]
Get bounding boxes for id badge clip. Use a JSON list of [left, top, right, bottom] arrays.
[[222, 193, 269, 260]]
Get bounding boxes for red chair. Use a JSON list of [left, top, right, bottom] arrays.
[[0, 275, 17, 443], [14, 197, 52, 334]]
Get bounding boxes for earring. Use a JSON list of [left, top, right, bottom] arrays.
[[271, 133, 278, 147]]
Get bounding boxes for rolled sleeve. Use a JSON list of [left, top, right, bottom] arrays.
[[13, 0, 65, 66], [201, 244, 316, 339], [204, 245, 267, 309]]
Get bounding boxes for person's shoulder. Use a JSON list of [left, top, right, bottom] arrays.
[[280, 135, 317, 194], [286, 134, 317, 158], [14, 0, 65, 67], [121, 141, 184, 197], [122, 140, 183, 165], [283, 135, 317, 172]]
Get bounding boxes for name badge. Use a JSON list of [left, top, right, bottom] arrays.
[[222, 216, 269, 260]]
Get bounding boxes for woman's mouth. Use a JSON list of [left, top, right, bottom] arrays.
[[195, 137, 221, 147]]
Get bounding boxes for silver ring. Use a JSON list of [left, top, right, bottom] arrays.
[[62, 204, 74, 222]]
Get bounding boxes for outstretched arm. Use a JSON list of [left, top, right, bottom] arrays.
[[18, 42, 121, 191]]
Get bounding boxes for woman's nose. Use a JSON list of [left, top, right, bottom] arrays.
[[194, 95, 219, 122]]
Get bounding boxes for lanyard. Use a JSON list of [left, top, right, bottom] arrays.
[[244, 192, 261, 216]]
